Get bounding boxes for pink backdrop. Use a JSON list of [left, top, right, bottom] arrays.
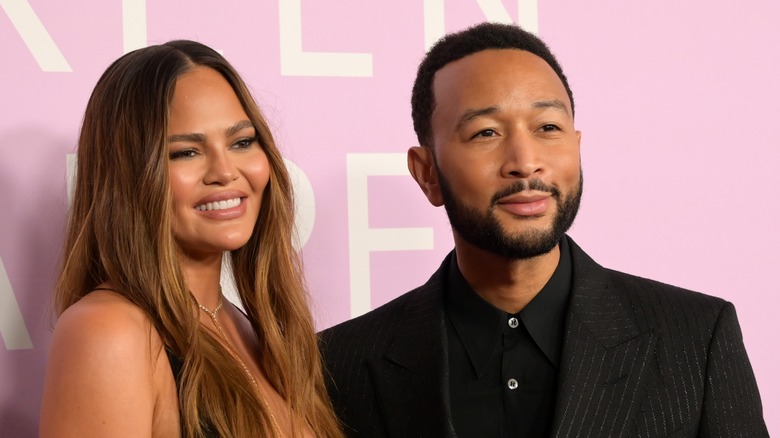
[[1, 1, 777, 435]]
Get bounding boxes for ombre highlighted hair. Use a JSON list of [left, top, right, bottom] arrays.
[[56, 40, 342, 437]]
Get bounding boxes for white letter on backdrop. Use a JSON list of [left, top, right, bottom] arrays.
[[346, 153, 434, 317], [66, 153, 76, 207], [0, 258, 33, 350], [279, 0, 373, 77], [422, 0, 445, 51], [122, 0, 147, 53], [516, 0, 538, 33], [284, 158, 316, 251], [423, 0, 539, 50], [0, 0, 71, 71]]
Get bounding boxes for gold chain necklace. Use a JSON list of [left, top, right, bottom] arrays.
[[198, 296, 285, 437]]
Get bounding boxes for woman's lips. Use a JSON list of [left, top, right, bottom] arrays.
[[196, 197, 241, 211], [194, 196, 247, 220]]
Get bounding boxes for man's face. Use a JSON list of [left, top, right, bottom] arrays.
[[411, 49, 582, 260]]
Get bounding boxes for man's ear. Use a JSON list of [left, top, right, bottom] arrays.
[[408, 146, 444, 207]]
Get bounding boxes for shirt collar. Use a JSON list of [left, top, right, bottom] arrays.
[[521, 237, 572, 366], [444, 238, 572, 376]]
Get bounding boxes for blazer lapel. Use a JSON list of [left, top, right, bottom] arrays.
[[552, 238, 658, 438], [368, 256, 457, 438]]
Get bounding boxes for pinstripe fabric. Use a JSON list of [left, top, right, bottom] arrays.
[[320, 237, 767, 437]]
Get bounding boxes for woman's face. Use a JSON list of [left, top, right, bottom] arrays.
[[167, 67, 270, 259]]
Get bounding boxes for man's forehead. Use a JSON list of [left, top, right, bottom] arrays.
[[433, 49, 554, 81], [431, 49, 571, 114]]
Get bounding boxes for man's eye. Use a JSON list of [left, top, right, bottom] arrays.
[[169, 149, 197, 160], [472, 129, 497, 138], [540, 124, 560, 132]]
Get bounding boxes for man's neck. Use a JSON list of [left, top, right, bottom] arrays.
[[453, 235, 561, 314]]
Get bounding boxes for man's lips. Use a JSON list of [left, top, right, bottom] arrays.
[[495, 191, 552, 216]]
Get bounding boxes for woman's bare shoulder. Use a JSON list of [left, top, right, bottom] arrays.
[[52, 290, 160, 356], [63, 288, 150, 323], [40, 289, 163, 437]]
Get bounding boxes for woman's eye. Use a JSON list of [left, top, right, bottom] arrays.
[[169, 149, 197, 160], [232, 137, 258, 150]]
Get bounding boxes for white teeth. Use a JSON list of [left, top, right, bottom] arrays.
[[196, 198, 241, 211]]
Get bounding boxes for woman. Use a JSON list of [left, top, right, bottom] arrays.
[[40, 40, 342, 437]]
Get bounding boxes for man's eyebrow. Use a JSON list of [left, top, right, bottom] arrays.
[[167, 120, 255, 144], [453, 100, 570, 130], [533, 99, 570, 116], [455, 106, 499, 130]]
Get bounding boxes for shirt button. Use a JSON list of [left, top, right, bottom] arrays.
[[507, 378, 518, 390], [508, 317, 519, 328]]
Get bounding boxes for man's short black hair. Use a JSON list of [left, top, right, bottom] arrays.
[[411, 22, 574, 147]]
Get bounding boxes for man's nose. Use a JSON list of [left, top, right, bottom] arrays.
[[500, 131, 543, 178]]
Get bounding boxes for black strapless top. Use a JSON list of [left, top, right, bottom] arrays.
[[166, 349, 218, 437], [165, 301, 252, 437]]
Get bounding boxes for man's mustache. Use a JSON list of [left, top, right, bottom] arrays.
[[491, 179, 560, 205]]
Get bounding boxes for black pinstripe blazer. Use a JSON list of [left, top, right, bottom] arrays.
[[319, 236, 767, 437]]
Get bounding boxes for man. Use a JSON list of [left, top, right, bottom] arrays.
[[320, 22, 767, 437]]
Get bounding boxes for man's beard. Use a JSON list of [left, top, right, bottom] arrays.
[[438, 169, 583, 260]]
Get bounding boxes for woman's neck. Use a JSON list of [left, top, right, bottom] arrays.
[[179, 251, 224, 309]]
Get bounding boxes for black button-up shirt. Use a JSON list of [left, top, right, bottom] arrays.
[[444, 238, 572, 437]]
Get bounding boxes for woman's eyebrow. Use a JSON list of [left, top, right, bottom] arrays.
[[225, 120, 254, 137]]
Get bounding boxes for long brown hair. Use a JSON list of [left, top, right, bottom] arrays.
[[56, 40, 342, 437]]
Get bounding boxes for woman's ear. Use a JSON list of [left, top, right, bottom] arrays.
[[407, 146, 444, 207]]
